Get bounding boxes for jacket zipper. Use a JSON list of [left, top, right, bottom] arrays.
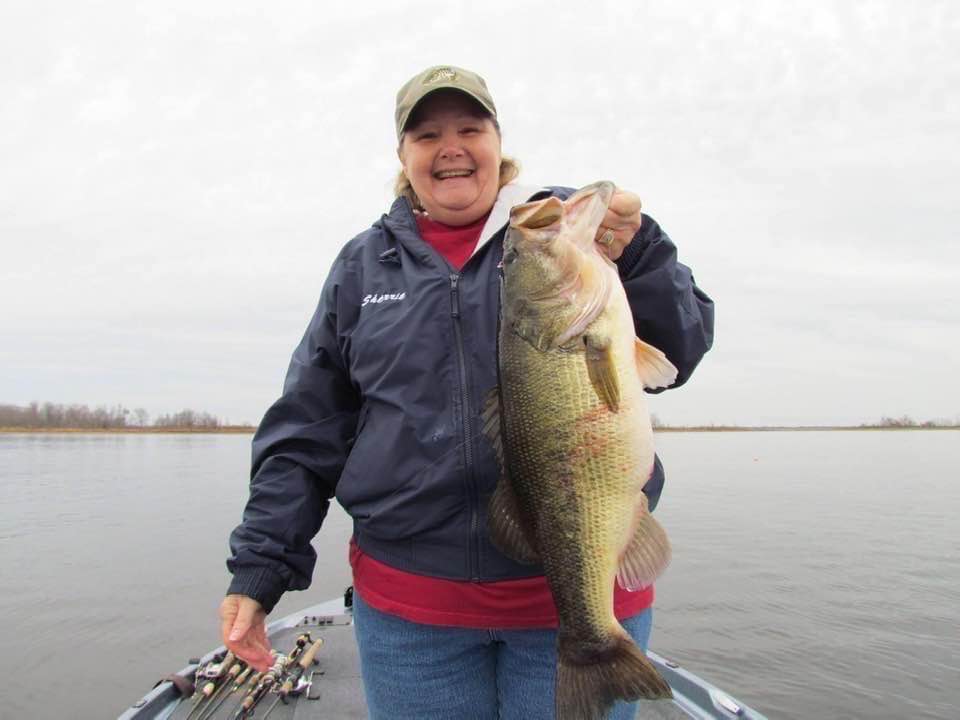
[[449, 273, 480, 581]]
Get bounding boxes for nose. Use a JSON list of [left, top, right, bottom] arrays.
[[438, 129, 466, 160], [438, 143, 465, 160]]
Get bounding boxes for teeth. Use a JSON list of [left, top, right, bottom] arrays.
[[435, 170, 473, 179]]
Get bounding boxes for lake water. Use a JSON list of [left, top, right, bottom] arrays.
[[0, 430, 957, 719]]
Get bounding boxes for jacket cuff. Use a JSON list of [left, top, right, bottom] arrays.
[[226, 565, 287, 614], [615, 230, 648, 277]]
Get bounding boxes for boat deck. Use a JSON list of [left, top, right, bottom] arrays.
[[120, 598, 765, 720], [150, 612, 366, 720]]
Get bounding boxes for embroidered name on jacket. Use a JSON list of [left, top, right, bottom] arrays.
[[362, 291, 406, 307]]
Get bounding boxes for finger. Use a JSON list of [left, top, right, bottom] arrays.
[[599, 215, 626, 232], [602, 204, 641, 228], [230, 623, 272, 668], [250, 628, 272, 661], [219, 598, 239, 646], [228, 599, 260, 643], [253, 624, 271, 653], [234, 641, 273, 672], [599, 221, 636, 241], [595, 226, 615, 248], [609, 189, 642, 217]]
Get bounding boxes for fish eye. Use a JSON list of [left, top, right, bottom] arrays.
[[503, 248, 518, 264]]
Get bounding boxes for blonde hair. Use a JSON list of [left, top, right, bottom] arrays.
[[394, 156, 521, 212]]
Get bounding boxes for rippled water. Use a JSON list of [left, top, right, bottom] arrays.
[[1, 430, 957, 719]]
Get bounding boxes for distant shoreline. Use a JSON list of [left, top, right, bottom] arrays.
[[1, 425, 956, 434], [654, 425, 958, 432], [0, 426, 256, 434]]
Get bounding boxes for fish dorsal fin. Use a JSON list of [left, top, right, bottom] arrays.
[[634, 338, 678, 390], [480, 386, 541, 564], [585, 333, 620, 412], [563, 181, 616, 250], [617, 492, 672, 591]]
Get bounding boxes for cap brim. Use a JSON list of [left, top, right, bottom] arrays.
[[398, 85, 496, 138]]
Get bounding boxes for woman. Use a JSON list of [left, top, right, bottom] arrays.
[[220, 65, 714, 719]]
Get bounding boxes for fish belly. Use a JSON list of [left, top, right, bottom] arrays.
[[499, 324, 652, 644]]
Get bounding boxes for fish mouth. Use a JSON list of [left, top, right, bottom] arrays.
[[433, 169, 475, 180], [510, 196, 564, 230]]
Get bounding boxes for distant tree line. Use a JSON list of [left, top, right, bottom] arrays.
[[0, 402, 224, 429], [153, 409, 222, 428], [862, 414, 958, 428]]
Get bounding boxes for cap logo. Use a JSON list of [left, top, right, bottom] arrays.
[[424, 68, 457, 85]]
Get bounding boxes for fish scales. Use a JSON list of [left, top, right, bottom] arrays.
[[486, 181, 677, 719], [500, 283, 649, 642]]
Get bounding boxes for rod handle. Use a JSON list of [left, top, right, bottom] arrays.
[[298, 639, 324, 669], [235, 666, 252, 685]]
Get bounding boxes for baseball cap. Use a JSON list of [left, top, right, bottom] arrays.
[[395, 65, 497, 141]]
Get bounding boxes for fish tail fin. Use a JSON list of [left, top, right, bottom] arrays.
[[556, 632, 672, 720]]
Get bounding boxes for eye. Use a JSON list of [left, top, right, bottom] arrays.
[[416, 131, 439, 141], [503, 248, 518, 264], [460, 126, 479, 135]]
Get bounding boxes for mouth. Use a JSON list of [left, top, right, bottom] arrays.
[[433, 169, 474, 180]]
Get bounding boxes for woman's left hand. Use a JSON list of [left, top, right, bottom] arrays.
[[595, 188, 642, 261]]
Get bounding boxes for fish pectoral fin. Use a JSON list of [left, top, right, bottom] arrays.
[[634, 338, 679, 390], [585, 335, 620, 412], [617, 494, 672, 590], [480, 386, 505, 470], [489, 477, 541, 564], [481, 387, 540, 564]]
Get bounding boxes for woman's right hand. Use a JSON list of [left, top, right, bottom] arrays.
[[219, 593, 273, 671]]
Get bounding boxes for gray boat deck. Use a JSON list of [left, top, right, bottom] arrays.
[[164, 613, 365, 720], [120, 599, 766, 720]]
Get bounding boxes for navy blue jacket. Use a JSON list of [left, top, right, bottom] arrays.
[[227, 187, 714, 613]]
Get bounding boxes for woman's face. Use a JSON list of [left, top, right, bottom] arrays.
[[398, 90, 502, 226]]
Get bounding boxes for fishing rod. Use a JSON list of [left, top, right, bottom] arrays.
[[229, 632, 315, 719], [195, 663, 253, 720], [185, 652, 237, 720], [232, 651, 290, 719], [260, 638, 325, 720], [220, 670, 262, 720], [197, 656, 245, 720]]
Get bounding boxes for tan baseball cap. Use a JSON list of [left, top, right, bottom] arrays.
[[395, 65, 497, 141]]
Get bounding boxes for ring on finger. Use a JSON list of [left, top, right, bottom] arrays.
[[599, 229, 615, 246]]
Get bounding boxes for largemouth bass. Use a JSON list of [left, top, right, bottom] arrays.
[[482, 181, 677, 719]]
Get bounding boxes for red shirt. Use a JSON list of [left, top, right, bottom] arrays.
[[414, 212, 487, 270], [351, 211, 654, 627], [351, 541, 653, 628]]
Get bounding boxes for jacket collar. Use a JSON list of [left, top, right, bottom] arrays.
[[474, 183, 549, 253], [383, 183, 549, 260]]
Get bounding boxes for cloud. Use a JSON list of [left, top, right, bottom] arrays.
[[1, 0, 958, 424]]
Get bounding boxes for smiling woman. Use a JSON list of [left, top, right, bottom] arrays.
[[393, 88, 521, 225], [397, 90, 502, 225], [219, 64, 715, 720]]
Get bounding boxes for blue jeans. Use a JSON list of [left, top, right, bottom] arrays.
[[353, 592, 653, 720]]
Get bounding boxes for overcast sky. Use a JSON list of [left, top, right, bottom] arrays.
[[1, 1, 957, 426]]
